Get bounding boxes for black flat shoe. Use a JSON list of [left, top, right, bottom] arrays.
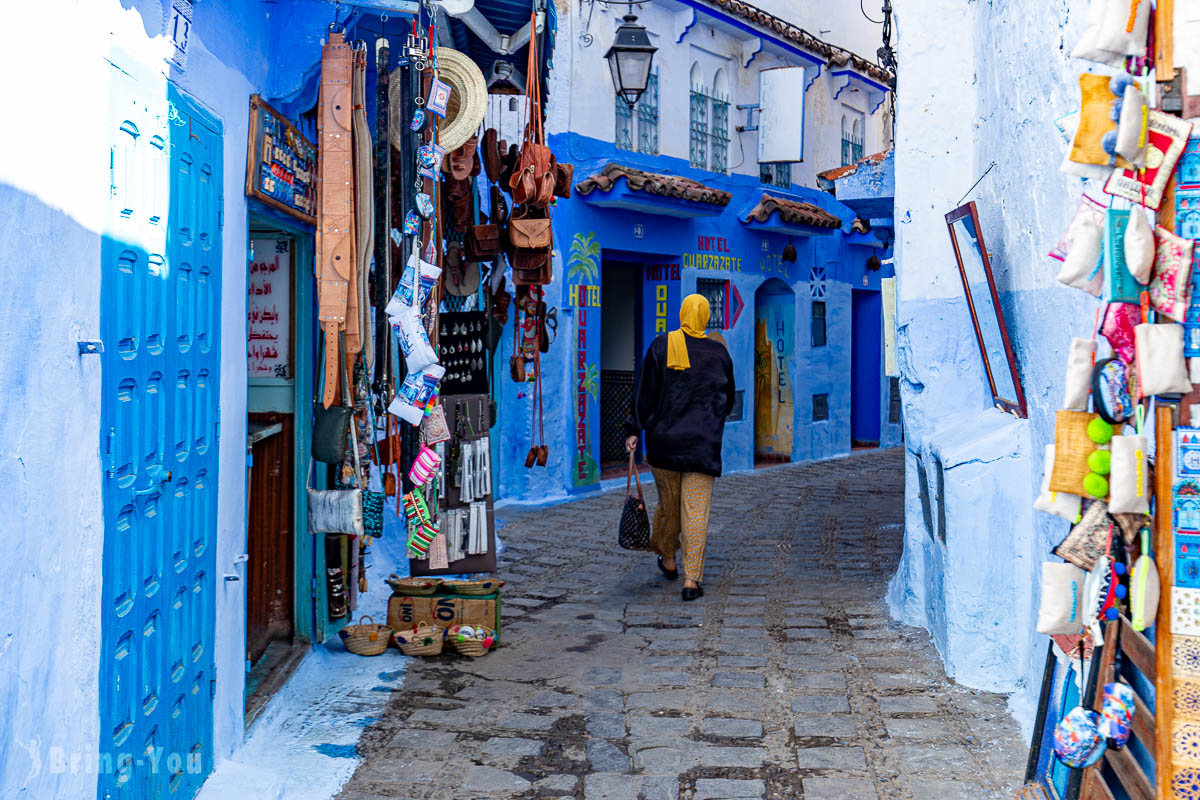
[[657, 556, 679, 581], [681, 584, 703, 602]]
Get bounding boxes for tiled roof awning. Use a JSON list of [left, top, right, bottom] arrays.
[[831, 69, 890, 114], [575, 163, 732, 218], [740, 193, 843, 236]]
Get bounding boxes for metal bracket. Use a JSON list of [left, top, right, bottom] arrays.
[[735, 104, 760, 133], [78, 340, 104, 355]]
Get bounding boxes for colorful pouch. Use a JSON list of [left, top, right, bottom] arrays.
[[1130, 533, 1160, 632], [1053, 499, 1110, 571], [1101, 302, 1140, 364], [408, 444, 442, 485], [1069, 74, 1123, 167], [1106, 209, 1143, 303], [1037, 561, 1087, 635], [1049, 410, 1101, 495], [1064, 338, 1098, 410], [1135, 322, 1191, 396], [1149, 226, 1195, 321], [1057, 220, 1104, 296], [1035, 444, 1083, 522], [1054, 706, 1107, 768], [1071, 0, 1123, 65], [1124, 207, 1155, 284], [1051, 195, 1107, 260], [1115, 84, 1148, 168], [1093, 0, 1151, 58], [1091, 358, 1134, 424], [1098, 682, 1135, 747], [1108, 434, 1149, 514]]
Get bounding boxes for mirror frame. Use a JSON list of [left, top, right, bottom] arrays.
[[944, 202, 1028, 418]]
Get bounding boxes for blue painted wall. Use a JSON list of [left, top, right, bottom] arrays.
[[887, 0, 1111, 738], [493, 132, 901, 501], [0, 1, 339, 796]]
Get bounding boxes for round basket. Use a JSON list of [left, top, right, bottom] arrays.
[[389, 48, 487, 153], [339, 615, 392, 656], [447, 625, 496, 657], [443, 578, 505, 596], [386, 574, 442, 596], [393, 623, 445, 657]]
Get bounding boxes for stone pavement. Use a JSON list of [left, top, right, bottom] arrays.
[[336, 449, 1026, 800]]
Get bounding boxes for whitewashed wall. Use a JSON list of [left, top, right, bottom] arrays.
[[549, 0, 889, 184]]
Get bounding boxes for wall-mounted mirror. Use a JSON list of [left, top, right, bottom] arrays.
[[945, 202, 1027, 418]]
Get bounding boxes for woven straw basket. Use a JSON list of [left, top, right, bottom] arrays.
[[1048, 410, 1100, 495], [448, 625, 495, 657], [394, 623, 445, 657], [387, 574, 442, 596], [443, 578, 505, 596], [339, 615, 392, 656]]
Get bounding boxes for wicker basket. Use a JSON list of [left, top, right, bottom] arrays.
[[393, 623, 445, 656], [443, 578, 505, 596], [339, 615, 392, 656], [386, 574, 442, 596], [448, 625, 496, 657]]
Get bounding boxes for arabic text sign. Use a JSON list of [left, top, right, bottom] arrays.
[[248, 238, 291, 378]]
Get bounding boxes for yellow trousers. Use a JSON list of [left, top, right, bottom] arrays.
[[649, 468, 714, 583]]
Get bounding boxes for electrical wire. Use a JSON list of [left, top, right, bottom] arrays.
[[860, 0, 884, 25]]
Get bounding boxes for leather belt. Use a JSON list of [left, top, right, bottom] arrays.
[[351, 47, 373, 365], [316, 32, 356, 408]]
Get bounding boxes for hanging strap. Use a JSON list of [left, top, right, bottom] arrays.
[[626, 450, 644, 500]]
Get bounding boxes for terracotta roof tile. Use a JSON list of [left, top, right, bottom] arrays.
[[575, 163, 732, 206], [708, 0, 893, 85], [816, 150, 891, 182], [743, 193, 842, 229]]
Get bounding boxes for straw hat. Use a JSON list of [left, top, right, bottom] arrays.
[[390, 48, 487, 152]]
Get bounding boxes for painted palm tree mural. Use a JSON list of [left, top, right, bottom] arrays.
[[569, 232, 601, 487], [568, 232, 600, 284]]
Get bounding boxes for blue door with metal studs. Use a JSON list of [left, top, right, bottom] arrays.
[[100, 57, 222, 800]]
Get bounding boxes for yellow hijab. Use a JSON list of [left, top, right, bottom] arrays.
[[667, 294, 710, 370]]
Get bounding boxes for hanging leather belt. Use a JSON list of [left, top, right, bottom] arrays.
[[317, 31, 356, 408]]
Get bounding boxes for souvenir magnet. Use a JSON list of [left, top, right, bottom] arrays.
[[417, 144, 436, 170], [403, 210, 421, 236], [416, 193, 434, 218], [427, 78, 452, 117], [410, 107, 426, 131]]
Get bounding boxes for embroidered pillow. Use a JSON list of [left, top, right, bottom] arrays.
[[1149, 225, 1195, 321]]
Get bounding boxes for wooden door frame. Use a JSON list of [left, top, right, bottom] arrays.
[[247, 203, 320, 644]]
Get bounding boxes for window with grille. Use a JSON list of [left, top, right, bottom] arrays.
[[688, 64, 730, 173], [689, 86, 709, 169], [616, 71, 658, 155], [811, 300, 827, 347], [841, 111, 865, 167], [696, 278, 728, 329], [760, 163, 791, 187]]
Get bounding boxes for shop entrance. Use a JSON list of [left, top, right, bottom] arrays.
[[851, 289, 882, 447], [599, 260, 642, 475], [244, 228, 307, 722], [99, 72, 221, 799], [754, 279, 795, 463]]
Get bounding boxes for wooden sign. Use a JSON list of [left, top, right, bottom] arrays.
[[248, 238, 291, 378], [245, 94, 317, 224]]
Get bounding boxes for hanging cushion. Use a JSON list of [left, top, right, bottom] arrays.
[[1035, 444, 1084, 522]]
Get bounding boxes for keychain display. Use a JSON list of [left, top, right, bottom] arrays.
[[438, 311, 489, 395]]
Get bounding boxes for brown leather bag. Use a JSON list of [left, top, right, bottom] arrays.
[[464, 224, 501, 261], [510, 14, 555, 209], [509, 217, 552, 251], [553, 160, 574, 199]]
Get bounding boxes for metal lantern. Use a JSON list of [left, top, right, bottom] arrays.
[[604, 13, 657, 107]]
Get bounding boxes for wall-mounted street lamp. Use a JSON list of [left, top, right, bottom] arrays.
[[603, 9, 657, 107]]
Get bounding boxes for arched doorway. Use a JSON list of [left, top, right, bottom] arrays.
[[754, 279, 795, 463]]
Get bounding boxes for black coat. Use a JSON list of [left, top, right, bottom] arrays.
[[625, 334, 736, 476]]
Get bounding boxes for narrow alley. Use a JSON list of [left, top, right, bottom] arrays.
[[335, 450, 1025, 800]]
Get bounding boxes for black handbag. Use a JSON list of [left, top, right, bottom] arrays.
[[312, 402, 351, 464], [618, 453, 652, 551]]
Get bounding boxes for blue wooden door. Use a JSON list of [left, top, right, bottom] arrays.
[[100, 60, 222, 800]]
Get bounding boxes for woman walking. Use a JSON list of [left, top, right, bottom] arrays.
[[625, 294, 736, 601]]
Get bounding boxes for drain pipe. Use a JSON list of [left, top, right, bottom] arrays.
[[435, 0, 541, 55]]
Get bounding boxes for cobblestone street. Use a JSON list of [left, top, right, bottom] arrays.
[[337, 449, 1026, 800]]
